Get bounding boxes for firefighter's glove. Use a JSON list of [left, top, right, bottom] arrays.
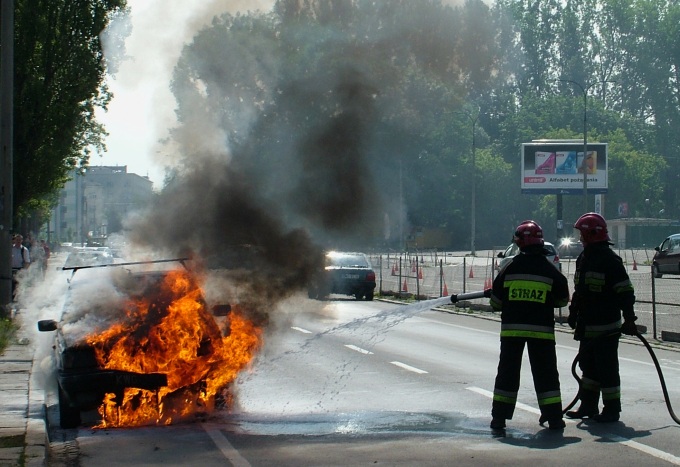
[[621, 319, 638, 336], [483, 288, 492, 298]]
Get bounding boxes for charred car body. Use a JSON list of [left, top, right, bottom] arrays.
[[39, 258, 231, 429], [308, 251, 376, 301]]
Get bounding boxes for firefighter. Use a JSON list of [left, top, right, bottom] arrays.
[[489, 220, 570, 430], [566, 212, 638, 423]]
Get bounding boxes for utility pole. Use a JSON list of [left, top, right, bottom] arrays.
[[459, 109, 480, 256], [0, 0, 14, 317], [560, 79, 614, 213]]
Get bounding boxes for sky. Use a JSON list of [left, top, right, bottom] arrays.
[[94, 0, 468, 190], [95, 0, 275, 189]]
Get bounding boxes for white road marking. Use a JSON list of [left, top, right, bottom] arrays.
[[202, 423, 251, 467], [345, 344, 374, 355], [466, 386, 680, 465], [390, 361, 428, 374], [291, 326, 312, 334]]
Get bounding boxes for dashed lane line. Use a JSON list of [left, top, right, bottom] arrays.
[[390, 361, 428, 374], [345, 344, 374, 355], [202, 423, 251, 467]]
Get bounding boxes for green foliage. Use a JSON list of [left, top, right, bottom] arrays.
[[0, 318, 17, 355], [12, 0, 128, 231], [16, 0, 680, 249]]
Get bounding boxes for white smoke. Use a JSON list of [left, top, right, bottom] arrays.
[[97, 0, 276, 187]]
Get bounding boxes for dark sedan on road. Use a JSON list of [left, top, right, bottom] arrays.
[[653, 233, 680, 278], [308, 251, 376, 301]]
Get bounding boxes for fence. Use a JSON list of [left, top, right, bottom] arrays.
[[369, 248, 680, 341]]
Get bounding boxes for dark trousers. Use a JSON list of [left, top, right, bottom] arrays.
[[492, 337, 562, 420], [577, 333, 621, 413]]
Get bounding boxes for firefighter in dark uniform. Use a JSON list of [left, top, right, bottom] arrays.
[[489, 220, 570, 430], [566, 212, 637, 423]]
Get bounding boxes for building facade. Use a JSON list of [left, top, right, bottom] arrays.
[[50, 166, 153, 245]]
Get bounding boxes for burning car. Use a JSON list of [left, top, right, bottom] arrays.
[[308, 251, 376, 300], [39, 258, 261, 429]]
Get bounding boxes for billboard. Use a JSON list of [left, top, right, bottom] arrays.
[[521, 141, 608, 194]]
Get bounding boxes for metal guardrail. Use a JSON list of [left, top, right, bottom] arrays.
[[369, 249, 680, 341]]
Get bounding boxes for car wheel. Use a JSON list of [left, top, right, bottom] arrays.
[[365, 291, 374, 301], [653, 263, 663, 279], [354, 292, 363, 300], [58, 385, 81, 429]]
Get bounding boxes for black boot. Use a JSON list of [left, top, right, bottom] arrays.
[[592, 410, 619, 423], [565, 406, 598, 419], [490, 417, 506, 429], [565, 390, 599, 419]]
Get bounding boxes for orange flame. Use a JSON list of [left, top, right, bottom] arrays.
[[86, 268, 262, 427]]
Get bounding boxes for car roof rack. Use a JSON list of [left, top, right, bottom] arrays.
[[63, 258, 191, 282]]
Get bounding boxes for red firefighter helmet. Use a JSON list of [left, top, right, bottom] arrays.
[[574, 212, 610, 245], [513, 220, 544, 249]]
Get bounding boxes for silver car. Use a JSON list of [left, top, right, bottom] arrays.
[[496, 241, 562, 272]]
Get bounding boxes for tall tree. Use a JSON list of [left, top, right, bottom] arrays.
[[12, 0, 128, 232]]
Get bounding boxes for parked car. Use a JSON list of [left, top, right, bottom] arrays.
[[653, 233, 680, 278], [63, 248, 114, 268], [308, 251, 376, 301], [38, 258, 230, 428], [496, 241, 562, 272], [556, 237, 584, 259]]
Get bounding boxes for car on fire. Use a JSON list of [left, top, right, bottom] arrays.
[[38, 258, 231, 429], [652, 233, 680, 278], [496, 241, 562, 272], [308, 251, 376, 301]]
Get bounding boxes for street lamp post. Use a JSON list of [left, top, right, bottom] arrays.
[[460, 111, 480, 256], [560, 79, 613, 212]]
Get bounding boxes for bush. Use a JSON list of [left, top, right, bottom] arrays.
[[0, 319, 17, 355]]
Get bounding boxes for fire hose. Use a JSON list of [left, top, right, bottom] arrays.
[[564, 330, 680, 424], [450, 290, 680, 425]]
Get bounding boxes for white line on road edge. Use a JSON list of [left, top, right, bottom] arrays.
[[390, 361, 428, 374], [467, 386, 680, 465], [202, 424, 251, 467], [291, 326, 312, 334], [345, 344, 374, 355]]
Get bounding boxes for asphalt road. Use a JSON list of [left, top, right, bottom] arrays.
[[45, 296, 680, 466]]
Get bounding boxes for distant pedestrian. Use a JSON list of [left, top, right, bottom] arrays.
[[11, 234, 30, 300]]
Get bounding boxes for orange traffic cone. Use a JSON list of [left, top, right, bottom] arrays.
[[484, 278, 492, 289], [469, 266, 474, 279], [402, 278, 408, 292], [443, 281, 448, 296], [411, 261, 416, 273], [418, 268, 423, 279], [633, 260, 638, 271]]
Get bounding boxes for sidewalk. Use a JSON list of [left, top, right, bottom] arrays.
[[0, 312, 47, 466]]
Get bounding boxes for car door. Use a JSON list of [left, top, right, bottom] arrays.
[[657, 236, 679, 274]]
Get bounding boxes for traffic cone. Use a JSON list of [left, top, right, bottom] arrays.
[[443, 281, 448, 296], [391, 263, 397, 275], [484, 278, 491, 289], [633, 259, 638, 271], [469, 266, 474, 278], [402, 278, 408, 292], [412, 261, 416, 273], [418, 268, 423, 279]]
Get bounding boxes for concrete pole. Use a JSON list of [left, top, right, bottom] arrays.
[[0, 0, 14, 317]]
